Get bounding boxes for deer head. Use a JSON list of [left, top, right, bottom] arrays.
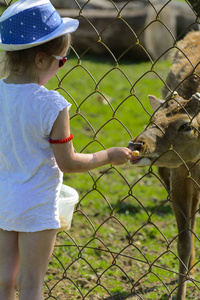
[[128, 93, 200, 168]]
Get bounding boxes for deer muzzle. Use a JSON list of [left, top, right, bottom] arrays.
[[128, 141, 143, 164], [128, 141, 143, 152]]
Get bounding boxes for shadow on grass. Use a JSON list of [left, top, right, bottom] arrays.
[[104, 293, 175, 300], [103, 278, 179, 300], [114, 201, 173, 216], [104, 293, 176, 300]]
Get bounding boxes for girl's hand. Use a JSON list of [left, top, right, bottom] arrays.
[[107, 147, 132, 165]]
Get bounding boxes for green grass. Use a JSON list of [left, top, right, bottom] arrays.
[[1, 0, 198, 299], [44, 55, 200, 299], [1, 0, 198, 298], [46, 55, 171, 145]]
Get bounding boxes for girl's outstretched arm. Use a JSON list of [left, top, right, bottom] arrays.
[[50, 108, 132, 173]]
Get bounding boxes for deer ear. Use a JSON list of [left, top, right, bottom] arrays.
[[148, 95, 165, 111], [185, 93, 200, 115]]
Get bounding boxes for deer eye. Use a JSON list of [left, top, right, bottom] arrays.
[[178, 123, 193, 132]]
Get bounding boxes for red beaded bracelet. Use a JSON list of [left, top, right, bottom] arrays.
[[49, 134, 73, 144]]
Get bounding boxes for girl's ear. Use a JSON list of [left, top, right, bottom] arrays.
[[35, 52, 47, 69]]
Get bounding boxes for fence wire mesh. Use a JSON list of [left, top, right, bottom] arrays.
[[2, 0, 200, 299]]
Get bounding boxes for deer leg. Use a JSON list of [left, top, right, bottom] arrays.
[[172, 207, 192, 300], [188, 223, 195, 277], [188, 192, 200, 276], [176, 226, 192, 300], [171, 177, 193, 300]]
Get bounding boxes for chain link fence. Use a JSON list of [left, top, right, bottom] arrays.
[[2, 0, 200, 299]]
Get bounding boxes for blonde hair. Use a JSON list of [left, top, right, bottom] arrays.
[[1, 33, 71, 76]]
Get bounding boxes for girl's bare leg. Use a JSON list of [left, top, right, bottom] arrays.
[[17, 229, 57, 300], [0, 229, 19, 300]]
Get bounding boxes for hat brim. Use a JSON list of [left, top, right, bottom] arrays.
[[0, 17, 79, 51]]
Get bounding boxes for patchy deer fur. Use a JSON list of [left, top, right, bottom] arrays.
[[162, 31, 200, 99], [128, 31, 200, 300]]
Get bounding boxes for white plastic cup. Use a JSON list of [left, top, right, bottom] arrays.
[[58, 184, 79, 231]]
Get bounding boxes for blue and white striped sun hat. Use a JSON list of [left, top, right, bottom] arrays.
[[0, 0, 79, 51]]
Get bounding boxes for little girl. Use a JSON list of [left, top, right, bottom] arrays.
[[0, 0, 132, 299]]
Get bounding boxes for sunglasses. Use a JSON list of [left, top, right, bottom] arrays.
[[52, 55, 67, 68]]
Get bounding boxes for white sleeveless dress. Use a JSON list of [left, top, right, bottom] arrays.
[[0, 79, 71, 232]]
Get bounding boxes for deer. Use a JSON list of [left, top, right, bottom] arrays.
[[128, 31, 200, 300]]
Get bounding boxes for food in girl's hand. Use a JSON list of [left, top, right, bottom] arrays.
[[132, 150, 140, 156]]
